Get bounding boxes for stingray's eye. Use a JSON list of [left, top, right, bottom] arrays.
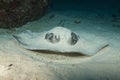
[[45, 33, 60, 43], [45, 33, 54, 41], [71, 32, 80, 45], [45, 33, 54, 40]]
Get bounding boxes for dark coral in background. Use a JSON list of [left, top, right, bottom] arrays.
[[0, 0, 50, 28]]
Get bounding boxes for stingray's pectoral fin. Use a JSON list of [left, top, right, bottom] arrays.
[[12, 35, 28, 46], [83, 44, 109, 56], [12, 34, 21, 43], [96, 44, 109, 53], [13, 34, 19, 40]]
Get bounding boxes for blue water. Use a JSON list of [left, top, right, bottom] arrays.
[[51, 0, 120, 11], [44, 0, 120, 33]]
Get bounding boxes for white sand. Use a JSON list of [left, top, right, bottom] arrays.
[[0, 8, 120, 80]]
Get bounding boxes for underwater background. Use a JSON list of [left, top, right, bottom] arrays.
[[51, 0, 120, 12], [0, 0, 120, 80]]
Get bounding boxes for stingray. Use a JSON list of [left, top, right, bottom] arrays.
[[13, 27, 109, 56]]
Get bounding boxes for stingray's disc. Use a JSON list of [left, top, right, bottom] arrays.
[[13, 26, 109, 56]]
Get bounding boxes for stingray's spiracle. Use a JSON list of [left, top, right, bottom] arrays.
[[45, 33, 60, 43]]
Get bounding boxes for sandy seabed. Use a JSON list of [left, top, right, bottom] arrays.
[[0, 8, 120, 80]]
